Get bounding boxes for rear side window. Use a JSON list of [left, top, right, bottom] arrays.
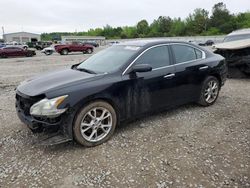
[[135, 45, 170, 69], [195, 49, 203, 59], [172, 44, 198, 64]]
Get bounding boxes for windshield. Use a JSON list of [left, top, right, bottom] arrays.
[[77, 45, 140, 73], [223, 34, 250, 42]]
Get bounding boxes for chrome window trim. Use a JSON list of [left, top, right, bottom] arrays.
[[122, 43, 206, 75]]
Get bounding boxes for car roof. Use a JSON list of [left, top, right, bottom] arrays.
[[118, 40, 196, 47]]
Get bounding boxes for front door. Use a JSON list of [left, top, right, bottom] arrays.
[[122, 45, 178, 116]]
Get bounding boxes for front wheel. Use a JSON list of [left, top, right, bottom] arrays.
[[45, 50, 53, 55], [73, 101, 117, 147], [198, 76, 220, 106], [60, 49, 68, 55]]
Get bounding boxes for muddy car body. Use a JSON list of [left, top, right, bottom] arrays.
[[16, 40, 227, 146]]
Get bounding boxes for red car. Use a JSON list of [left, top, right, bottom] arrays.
[[0, 47, 36, 58], [54, 42, 94, 55]]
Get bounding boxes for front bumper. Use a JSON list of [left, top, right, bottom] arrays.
[[15, 92, 74, 145]]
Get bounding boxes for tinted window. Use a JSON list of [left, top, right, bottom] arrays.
[[135, 46, 170, 69], [172, 45, 197, 64], [195, 49, 203, 59]]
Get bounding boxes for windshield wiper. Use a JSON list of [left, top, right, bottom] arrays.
[[76, 67, 96, 74]]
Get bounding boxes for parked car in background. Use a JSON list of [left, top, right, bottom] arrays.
[[16, 40, 227, 146], [82, 41, 99, 47], [223, 28, 250, 42], [109, 41, 120, 45], [0, 47, 36, 58], [35, 41, 53, 50], [214, 28, 250, 77], [199, 40, 214, 46], [6, 41, 28, 50], [41, 45, 56, 55], [54, 42, 94, 55], [0, 43, 5, 48]]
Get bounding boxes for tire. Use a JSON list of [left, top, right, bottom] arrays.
[[73, 101, 117, 147], [60, 49, 68, 55], [198, 76, 220, 106], [87, 48, 93, 54], [26, 52, 33, 57], [45, 50, 53, 55], [23, 46, 28, 50], [1, 53, 7, 58]]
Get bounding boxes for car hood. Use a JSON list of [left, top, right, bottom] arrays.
[[17, 68, 105, 97]]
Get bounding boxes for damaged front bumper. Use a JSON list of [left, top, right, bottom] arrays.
[[15, 92, 75, 145]]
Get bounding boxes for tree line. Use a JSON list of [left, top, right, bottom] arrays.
[[41, 2, 250, 41]]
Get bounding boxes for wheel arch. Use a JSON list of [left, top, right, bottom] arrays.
[[209, 73, 222, 88], [72, 96, 121, 128]]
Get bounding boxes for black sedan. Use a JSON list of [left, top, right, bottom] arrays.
[[16, 40, 227, 146]]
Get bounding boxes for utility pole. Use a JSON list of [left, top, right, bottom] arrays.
[[1, 26, 4, 41]]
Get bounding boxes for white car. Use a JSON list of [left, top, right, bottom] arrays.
[[6, 41, 28, 50], [41, 45, 56, 55]]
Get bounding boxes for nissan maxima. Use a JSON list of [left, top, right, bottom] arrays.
[[15, 40, 227, 147]]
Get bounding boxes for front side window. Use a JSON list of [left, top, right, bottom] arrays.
[[135, 45, 170, 69], [172, 44, 201, 64]]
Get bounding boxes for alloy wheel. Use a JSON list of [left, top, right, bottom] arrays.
[[204, 80, 219, 103], [80, 107, 112, 142]]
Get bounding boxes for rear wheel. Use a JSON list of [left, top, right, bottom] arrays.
[[73, 101, 117, 147], [26, 52, 33, 57], [198, 76, 220, 106], [87, 48, 93, 54], [60, 49, 68, 55], [1, 53, 7, 58]]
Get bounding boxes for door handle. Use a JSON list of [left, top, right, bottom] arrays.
[[164, 73, 175, 79], [199, 66, 209, 70]]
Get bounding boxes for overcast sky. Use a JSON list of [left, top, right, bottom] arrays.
[[0, 0, 249, 35]]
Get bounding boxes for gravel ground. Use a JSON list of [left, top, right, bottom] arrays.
[[0, 48, 249, 188]]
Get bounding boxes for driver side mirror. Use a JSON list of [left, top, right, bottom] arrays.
[[130, 64, 152, 73]]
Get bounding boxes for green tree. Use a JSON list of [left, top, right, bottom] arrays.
[[169, 18, 186, 36], [185, 8, 209, 35], [209, 2, 236, 33], [136, 20, 149, 37], [157, 16, 172, 35], [236, 12, 250, 28]]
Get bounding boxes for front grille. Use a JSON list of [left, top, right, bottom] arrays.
[[16, 93, 42, 116]]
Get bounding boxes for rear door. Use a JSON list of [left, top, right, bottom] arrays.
[[170, 44, 209, 103]]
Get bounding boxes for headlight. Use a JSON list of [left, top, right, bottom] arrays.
[[30, 95, 68, 117]]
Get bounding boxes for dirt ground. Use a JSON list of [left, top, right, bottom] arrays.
[[0, 48, 249, 188]]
